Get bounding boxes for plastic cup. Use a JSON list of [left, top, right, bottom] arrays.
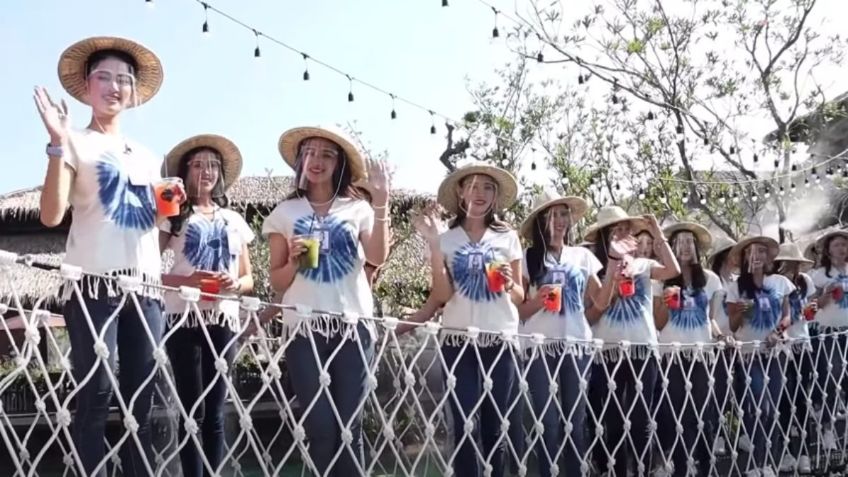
[[155, 177, 182, 218], [833, 287, 844, 302], [543, 285, 562, 313], [199, 278, 220, 302], [486, 261, 506, 293], [664, 287, 682, 310], [618, 278, 635, 298], [299, 234, 321, 269], [803, 304, 816, 321]]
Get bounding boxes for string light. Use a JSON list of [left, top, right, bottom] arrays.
[[491, 7, 500, 38], [536, 51, 544, 62], [638, 188, 646, 200], [390, 94, 397, 120], [732, 191, 740, 203], [201, 2, 210, 35], [253, 30, 261, 58], [347, 75, 355, 102], [718, 193, 726, 204], [729, 145, 736, 155], [145, 0, 154, 7], [578, 74, 585, 85], [442, 0, 448, 6], [699, 193, 707, 205], [646, 111, 654, 121], [302, 53, 310, 81], [703, 136, 709, 146], [430, 111, 437, 135], [764, 187, 771, 199]]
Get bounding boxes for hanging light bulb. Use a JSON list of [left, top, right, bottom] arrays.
[[676, 125, 685, 142], [646, 111, 654, 121], [805, 177, 811, 187], [638, 188, 646, 200], [703, 136, 710, 146], [390, 94, 397, 119], [729, 145, 736, 155], [764, 187, 771, 199], [537, 51, 544, 62], [531, 161, 537, 171], [682, 192, 690, 203], [791, 164, 798, 172], [430, 111, 437, 135], [615, 182, 621, 191], [302, 53, 310, 81], [732, 191, 740, 203], [578, 74, 585, 85], [611, 94, 619, 105], [779, 185, 785, 196], [718, 193, 727, 204], [253, 30, 261, 58], [201, 2, 210, 36], [790, 182, 796, 191], [827, 168, 834, 179], [561, 176, 570, 185], [491, 7, 500, 38], [442, 0, 448, 6], [699, 193, 707, 205], [842, 169, 848, 179]]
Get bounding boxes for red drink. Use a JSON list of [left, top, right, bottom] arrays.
[[200, 278, 220, 302], [486, 262, 506, 293], [664, 287, 682, 310], [543, 285, 562, 313], [803, 304, 816, 321], [833, 287, 844, 302], [619, 278, 635, 298], [155, 177, 182, 217]]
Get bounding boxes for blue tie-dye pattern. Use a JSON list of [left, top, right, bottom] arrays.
[[669, 287, 709, 329], [748, 288, 782, 331], [543, 264, 585, 316], [452, 242, 499, 303], [833, 275, 848, 309], [184, 219, 231, 272], [606, 273, 650, 326], [293, 215, 358, 284], [788, 289, 805, 324], [96, 153, 155, 230]]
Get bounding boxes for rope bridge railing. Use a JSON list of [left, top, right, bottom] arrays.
[[1, 251, 848, 476]]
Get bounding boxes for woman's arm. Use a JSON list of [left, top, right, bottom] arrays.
[[727, 301, 747, 333], [362, 213, 390, 267], [268, 233, 302, 293], [654, 294, 669, 331], [518, 281, 544, 321], [396, 294, 445, 335], [506, 260, 524, 305], [585, 261, 621, 324], [40, 155, 74, 227]]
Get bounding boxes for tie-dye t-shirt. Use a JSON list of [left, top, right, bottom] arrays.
[[658, 270, 722, 344], [262, 197, 374, 333], [61, 129, 162, 285], [439, 226, 523, 336], [160, 208, 255, 329], [786, 273, 816, 340], [811, 266, 848, 329], [520, 247, 602, 343], [725, 274, 794, 343], [711, 276, 736, 336], [592, 257, 659, 346]]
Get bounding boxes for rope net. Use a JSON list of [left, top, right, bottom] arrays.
[[1, 252, 847, 477]]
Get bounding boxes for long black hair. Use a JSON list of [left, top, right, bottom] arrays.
[[286, 139, 363, 201], [166, 146, 230, 236], [664, 230, 706, 290], [774, 260, 808, 297], [85, 49, 138, 77], [526, 206, 572, 286], [737, 244, 772, 299], [593, 227, 614, 280], [820, 234, 847, 278], [711, 248, 731, 280], [448, 175, 510, 233]]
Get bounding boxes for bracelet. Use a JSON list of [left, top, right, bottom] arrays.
[[375, 216, 390, 223], [371, 203, 389, 210]]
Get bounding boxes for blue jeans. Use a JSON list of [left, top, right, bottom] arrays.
[[166, 324, 236, 477], [778, 348, 814, 458], [737, 353, 782, 470], [63, 283, 164, 477], [589, 356, 658, 477], [285, 323, 374, 477], [442, 343, 517, 477], [816, 331, 847, 426], [657, 357, 711, 476], [525, 351, 591, 477]]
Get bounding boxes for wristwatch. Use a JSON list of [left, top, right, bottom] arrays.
[[46, 143, 64, 158]]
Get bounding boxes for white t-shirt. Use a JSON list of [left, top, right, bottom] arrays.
[[786, 273, 816, 340], [725, 274, 794, 343], [810, 265, 848, 329], [592, 257, 659, 347], [61, 128, 162, 299], [262, 197, 374, 336], [161, 207, 255, 330], [658, 270, 723, 344], [711, 276, 736, 336], [439, 226, 523, 339], [521, 247, 602, 344]]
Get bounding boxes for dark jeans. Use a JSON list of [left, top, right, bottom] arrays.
[[657, 357, 711, 476], [778, 348, 815, 459], [737, 353, 782, 471], [64, 284, 164, 477], [816, 331, 848, 426], [166, 324, 236, 477], [442, 343, 517, 477], [285, 323, 374, 477], [525, 351, 592, 477], [589, 355, 658, 477]]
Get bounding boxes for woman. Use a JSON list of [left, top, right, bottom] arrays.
[[415, 161, 522, 477], [773, 242, 816, 474], [654, 223, 722, 477], [516, 189, 618, 477], [34, 37, 182, 476], [809, 230, 848, 452], [726, 236, 793, 477], [159, 135, 254, 477], [586, 207, 680, 477], [262, 126, 389, 476]]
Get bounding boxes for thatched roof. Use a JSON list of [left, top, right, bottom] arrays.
[[0, 233, 66, 308], [764, 91, 848, 144]]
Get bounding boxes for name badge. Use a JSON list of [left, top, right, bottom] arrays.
[[684, 296, 696, 309], [841, 279, 848, 292], [758, 296, 771, 311], [551, 271, 566, 284]]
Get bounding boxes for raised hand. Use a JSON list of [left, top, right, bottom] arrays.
[[609, 235, 638, 260], [33, 87, 71, 143], [361, 158, 391, 204], [412, 210, 444, 245]]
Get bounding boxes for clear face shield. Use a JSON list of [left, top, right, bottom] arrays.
[[296, 141, 345, 200], [458, 175, 497, 219], [673, 231, 697, 264], [185, 151, 225, 200]]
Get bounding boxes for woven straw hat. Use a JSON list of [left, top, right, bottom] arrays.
[[164, 134, 242, 190], [728, 236, 779, 265], [277, 126, 366, 183], [708, 236, 737, 267], [436, 161, 518, 215], [519, 188, 588, 239], [663, 222, 713, 252], [774, 242, 815, 269], [58, 36, 163, 106], [584, 206, 647, 242]]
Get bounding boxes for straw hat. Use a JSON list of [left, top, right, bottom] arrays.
[[728, 236, 779, 265], [519, 188, 588, 239], [584, 206, 648, 242], [663, 222, 713, 252], [815, 229, 848, 256], [436, 161, 518, 215], [164, 134, 243, 190], [708, 236, 737, 267], [774, 242, 815, 269], [277, 126, 366, 183], [58, 36, 163, 106]]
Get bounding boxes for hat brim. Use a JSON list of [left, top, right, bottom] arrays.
[[436, 165, 518, 215], [815, 230, 848, 254], [663, 222, 713, 252], [278, 127, 366, 183], [773, 254, 815, 268], [708, 241, 737, 267], [584, 216, 648, 243], [728, 236, 780, 265], [58, 36, 163, 107], [164, 134, 242, 190], [519, 196, 588, 239]]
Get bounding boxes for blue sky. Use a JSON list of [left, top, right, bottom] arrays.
[[0, 0, 511, 195]]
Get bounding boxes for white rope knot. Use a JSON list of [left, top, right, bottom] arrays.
[[117, 274, 142, 294], [232, 462, 241, 472], [56, 409, 71, 427], [696, 420, 704, 432], [93, 340, 109, 359], [424, 321, 441, 335], [618, 340, 632, 354], [294, 425, 306, 442], [595, 424, 604, 437], [752, 340, 762, 350], [0, 250, 18, 266], [380, 316, 398, 332], [263, 452, 273, 464], [579, 462, 589, 475], [214, 357, 228, 375], [123, 415, 139, 434], [341, 311, 359, 325], [185, 418, 199, 435], [240, 416, 253, 431], [319, 371, 331, 388], [446, 375, 456, 390], [564, 421, 573, 434], [463, 420, 474, 435], [548, 380, 559, 394], [34, 398, 45, 413], [671, 341, 682, 352], [179, 286, 201, 303], [593, 338, 604, 351], [14, 356, 27, 368], [63, 455, 74, 467], [608, 380, 618, 392], [24, 326, 40, 346], [295, 304, 313, 319], [675, 423, 683, 433], [267, 362, 282, 380], [684, 381, 693, 392], [500, 420, 509, 434], [483, 463, 493, 477], [111, 455, 121, 466], [635, 381, 643, 393], [518, 463, 528, 477], [466, 326, 481, 340], [367, 374, 378, 391], [531, 333, 545, 345], [623, 419, 631, 432], [444, 469, 454, 477], [382, 427, 395, 441], [648, 419, 657, 433], [60, 357, 71, 370], [707, 374, 715, 386], [501, 329, 517, 345], [240, 296, 261, 311], [152, 347, 168, 367], [59, 263, 83, 281], [716, 340, 726, 350], [19, 449, 29, 462], [0, 304, 7, 315], [514, 378, 527, 393], [579, 378, 588, 391], [404, 371, 415, 388], [483, 377, 493, 392]]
